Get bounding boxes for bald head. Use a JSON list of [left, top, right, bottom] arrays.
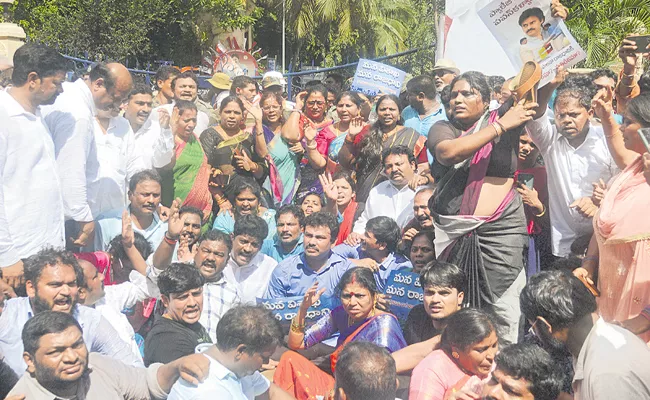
[[88, 62, 133, 112], [414, 188, 434, 229]]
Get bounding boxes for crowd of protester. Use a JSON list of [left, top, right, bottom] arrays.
[[1, 2, 650, 398]]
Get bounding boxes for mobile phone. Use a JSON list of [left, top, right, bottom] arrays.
[[577, 274, 600, 297], [638, 128, 650, 152], [629, 35, 650, 53], [517, 173, 535, 190]]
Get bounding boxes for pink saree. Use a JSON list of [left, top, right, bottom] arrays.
[[595, 155, 650, 342]]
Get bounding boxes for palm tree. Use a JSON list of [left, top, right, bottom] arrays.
[[565, 0, 650, 67]]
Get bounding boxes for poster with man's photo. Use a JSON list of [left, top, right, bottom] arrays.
[[478, 0, 586, 86]]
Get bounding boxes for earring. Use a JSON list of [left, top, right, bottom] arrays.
[[452, 351, 460, 359]]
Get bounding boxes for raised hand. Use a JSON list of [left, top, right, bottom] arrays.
[[243, 99, 263, 121], [166, 198, 184, 239], [402, 228, 419, 243], [301, 282, 326, 311], [591, 87, 614, 121], [550, 65, 568, 87], [234, 150, 255, 171], [499, 99, 539, 131], [158, 108, 172, 130], [319, 172, 338, 202], [177, 236, 195, 263], [295, 91, 308, 110], [121, 209, 135, 249], [348, 116, 365, 138], [550, 0, 568, 20], [619, 37, 644, 69]]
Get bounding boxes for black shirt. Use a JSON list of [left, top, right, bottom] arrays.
[[403, 304, 441, 345], [144, 315, 212, 366]]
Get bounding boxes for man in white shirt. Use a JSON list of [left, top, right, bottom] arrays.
[[168, 305, 293, 400], [93, 92, 146, 215], [77, 258, 159, 363], [526, 78, 616, 257], [0, 44, 67, 283], [223, 215, 278, 304], [43, 62, 133, 248], [348, 145, 421, 245], [0, 248, 142, 375], [135, 72, 209, 169], [521, 270, 650, 400], [151, 204, 241, 342], [124, 83, 153, 134]]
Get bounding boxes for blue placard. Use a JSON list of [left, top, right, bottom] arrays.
[[257, 295, 335, 329], [350, 59, 407, 97], [384, 270, 423, 324]]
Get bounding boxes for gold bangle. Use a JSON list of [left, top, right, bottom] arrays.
[[494, 120, 507, 135], [290, 318, 305, 333], [306, 141, 318, 150], [535, 205, 546, 218]]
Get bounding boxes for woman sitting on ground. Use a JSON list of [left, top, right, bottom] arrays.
[[410, 308, 498, 400], [297, 192, 324, 217], [274, 267, 406, 399], [212, 178, 276, 240]]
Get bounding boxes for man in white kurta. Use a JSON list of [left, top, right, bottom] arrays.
[[43, 63, 133, 247], [0, 44, 67, 273]]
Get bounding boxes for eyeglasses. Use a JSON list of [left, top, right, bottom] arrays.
[[307, 101, 326, 107]]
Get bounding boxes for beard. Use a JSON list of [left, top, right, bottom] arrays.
[[32, 290, 77, 315]]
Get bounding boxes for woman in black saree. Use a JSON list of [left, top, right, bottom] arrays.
[[427, 71, 536, 344]]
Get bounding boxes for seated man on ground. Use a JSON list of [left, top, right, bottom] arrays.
[[144, 262, 211, 365], [153, 214, 241, 343], [333, 341, 398, 400], [481, 343, 564, 400], [392, 261, 465, 374], [223, 215, 278, 304], [264, 212, 353, 299], [401, 188, 434, 246], [334, 216, 412, 292], [520, 270, 650, 400], [8, 311, 209, 399], [169, 305, 293, 400], [347, 146, 422, 245], [261, 205, 305, 263], [0, 248, 142, 375], [93, 169, 168, 252]]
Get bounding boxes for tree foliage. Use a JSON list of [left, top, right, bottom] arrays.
[[564, 0, 650, 68], [10, 0, 259, 66]]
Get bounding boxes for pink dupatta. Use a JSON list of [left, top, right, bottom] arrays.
[[595, 155, 650, 338]]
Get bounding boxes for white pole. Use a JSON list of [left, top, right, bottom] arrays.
[[282, 0, 286, 72]]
